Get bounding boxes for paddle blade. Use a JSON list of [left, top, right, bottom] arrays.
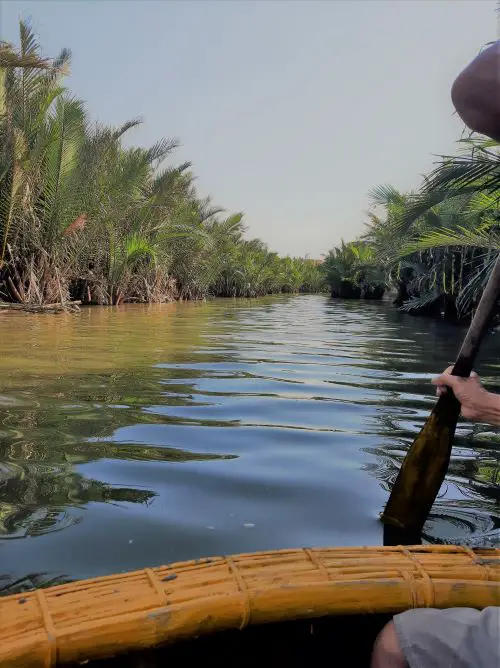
[[381, 390, 461, 533]]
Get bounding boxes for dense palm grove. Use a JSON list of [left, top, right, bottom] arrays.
[[0, 23, 325, 307], [4, 23, 498, 320], [324, 136, 500, 319]]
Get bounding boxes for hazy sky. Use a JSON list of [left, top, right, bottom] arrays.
[[1, 1, 497, 257]]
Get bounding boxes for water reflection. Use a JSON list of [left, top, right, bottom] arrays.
[[0, 296, 498, 592]]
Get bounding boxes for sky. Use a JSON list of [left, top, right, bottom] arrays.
[[0, 1, 497, 258]]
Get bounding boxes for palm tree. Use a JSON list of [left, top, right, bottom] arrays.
[[0, 22, 82, 303], [0, 20, 326, 306], [378, 138, 500, 317], [403, 138, 500, 223], [323, 240, 385, 299]]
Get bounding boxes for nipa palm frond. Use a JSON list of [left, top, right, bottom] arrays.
[[456, 253, 499, 315], [145, 137, 180, 166], [38, 95, 86, 248], [399, 225, 500, 255], [399, 289, 440, 313]]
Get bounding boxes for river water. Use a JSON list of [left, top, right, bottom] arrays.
[[0, 295, 498, 592]]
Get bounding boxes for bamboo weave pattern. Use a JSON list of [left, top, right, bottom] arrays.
[[1, 544, 498, 667]]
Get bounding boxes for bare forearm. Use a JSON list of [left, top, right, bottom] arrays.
[[474, 391, 500, 426], [433, 370, 500, 426]]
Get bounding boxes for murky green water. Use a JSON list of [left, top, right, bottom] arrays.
[[0, 295, 498, 592]]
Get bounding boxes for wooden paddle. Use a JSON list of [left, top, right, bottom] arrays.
[[381, 253, 500, 535]]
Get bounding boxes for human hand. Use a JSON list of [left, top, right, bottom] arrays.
[[432, 366, 500, 425]]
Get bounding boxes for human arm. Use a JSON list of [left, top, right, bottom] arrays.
[[432, 367, 500, 425]]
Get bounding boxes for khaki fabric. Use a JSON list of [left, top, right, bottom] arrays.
[[393, 606, 500, 668]]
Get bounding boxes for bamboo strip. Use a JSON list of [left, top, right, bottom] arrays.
[[0, 545, 498, 667]]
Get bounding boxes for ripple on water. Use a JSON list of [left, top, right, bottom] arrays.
[[0, 295, 498, 592]]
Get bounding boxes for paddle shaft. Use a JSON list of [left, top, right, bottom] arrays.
[[451, 255, 500, 377], [382, 253, 500, 535]]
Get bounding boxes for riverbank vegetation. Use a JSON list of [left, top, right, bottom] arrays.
[[0, 22, 325, 307], [324, 136, 500, 320]]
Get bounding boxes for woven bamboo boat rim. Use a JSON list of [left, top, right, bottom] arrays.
[[1, 544, 499, 667]]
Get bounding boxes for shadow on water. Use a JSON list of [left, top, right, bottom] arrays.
[[0, 296, 498, 593]]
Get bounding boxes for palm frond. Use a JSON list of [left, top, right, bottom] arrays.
[[145, 137, 179, 166], [456, 253, 499, 315], [19, 20, 38, 58], [400, 225, 500, 255], [124, 233, 157, 268], [112, 118, 142, 140], [39, 95, 86, 247], [51, 48, 71, 74], [0, 44, 51, 69], [399, 290, 440, 313], [368, 184, 407, 208]]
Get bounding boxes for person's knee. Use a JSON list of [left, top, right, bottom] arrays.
[[371, 621, 408, 668], [451, 42, 500, 141]]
